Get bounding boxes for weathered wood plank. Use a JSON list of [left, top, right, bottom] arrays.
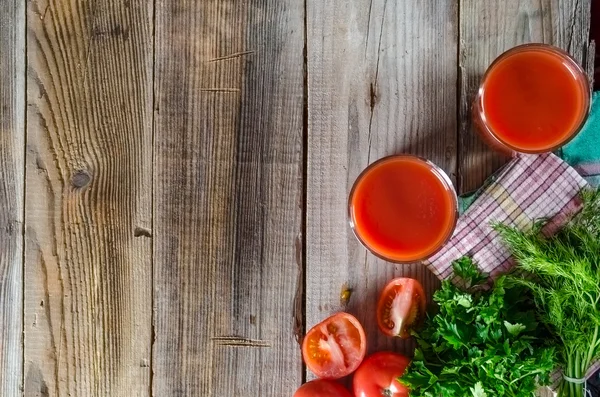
[[152, 1, 304, 395], [0, 0, 25, 395], [459, 0, 593, 193], [585, 40, 596, 90], [24, 1, 153, 395], [306, 0, 457, 368]]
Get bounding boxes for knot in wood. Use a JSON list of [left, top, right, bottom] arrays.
[[71, 170, 91, 188]]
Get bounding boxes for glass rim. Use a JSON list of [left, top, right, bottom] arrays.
[[477, 43, 591, 154], [347, 154, 459, 264]]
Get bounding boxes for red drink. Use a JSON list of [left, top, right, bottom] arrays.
[[474, 44, 590, 153], [349, 156, 457, 263]]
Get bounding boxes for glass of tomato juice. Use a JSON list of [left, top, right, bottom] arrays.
[[473, 43, 590, 154], [348, 155, 458, 263]]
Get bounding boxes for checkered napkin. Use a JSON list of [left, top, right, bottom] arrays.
[[424, 152, 588, 280], [423, 152, 600, 389]]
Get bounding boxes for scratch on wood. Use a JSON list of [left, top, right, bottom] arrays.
[[92, 24, 130, 40], [366, 0, 387, 163], [38, 251, 61, 394], [81, 0, 99, 85], [369, 83, 377, 111], [82, 42, 93, 87], [363, 251, 369, 282], [41, 4, 49, 20], [367, 87, 375, 163], [211, 336, 271, 348], [34, 151, 47, 174], [374, 0, 387, 85], [365, 0, 374, 54], [373, 0, 387, 88], [31, 1, 49, 20], [293, 235, 304, 345], [200, 88, 241, 93], [207, 50, 255, 63]]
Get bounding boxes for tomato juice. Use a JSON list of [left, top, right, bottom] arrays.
[[349, 156, 457, 263], [474, 44, 590, 153]]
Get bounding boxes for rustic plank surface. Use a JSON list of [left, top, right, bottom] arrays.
[[24, 1, 153, 395], [152, 1, 304, 396], [0, 0, 592, 394], [0, 0, 25, 396], [459, 0, 593, 193], [306, 0, 457, 369]]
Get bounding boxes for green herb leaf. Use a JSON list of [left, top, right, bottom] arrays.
[[452, 256, 489, 288], [400, 257, 556, 397], [504, 321, 526, 336], [471, 382, 487, 397]]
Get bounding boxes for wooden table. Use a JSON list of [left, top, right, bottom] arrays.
[[0, 1, 594, 396]]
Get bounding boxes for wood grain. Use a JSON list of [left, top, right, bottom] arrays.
[[152, 1, 304, 395], [0, 0, 25, 396], [24, 1, 153, 395], [459, 0, 593, 193], [306, 0, 457, 369]]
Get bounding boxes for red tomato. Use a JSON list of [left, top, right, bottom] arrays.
[[302, 312, 367, 379], [353, 351, 410, 397], [377, 277, 426, 338], [293, 380, 353, 397]]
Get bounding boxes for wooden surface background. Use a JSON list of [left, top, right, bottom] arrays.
[[0, 0, 594, 396]]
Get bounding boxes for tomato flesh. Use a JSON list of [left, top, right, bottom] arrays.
[[377, 278, 426, 338], [353, 351, 410, 397], [302, 312, 367, 379], [294, 380, 353, 397]]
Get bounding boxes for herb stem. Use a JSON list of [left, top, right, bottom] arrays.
[[585, 325, 598, 372], [508, 369, 545, 385]]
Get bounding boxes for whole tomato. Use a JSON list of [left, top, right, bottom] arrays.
[[293, 380, 353, 397], [353, 351, 410, 397]]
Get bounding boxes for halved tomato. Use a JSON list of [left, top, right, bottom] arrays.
[[293, 380, 353, 397], [376, 278, 426, 338], [302, 312, 367, 379], [353, 351, 410, 397]]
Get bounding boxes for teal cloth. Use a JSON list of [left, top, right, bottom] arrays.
[[459, 92, 600, 213], [560, 91, 600, 186]]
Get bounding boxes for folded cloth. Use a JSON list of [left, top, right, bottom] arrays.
[[424, 152, 588, 280]]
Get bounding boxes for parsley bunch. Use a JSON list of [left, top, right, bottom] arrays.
[[400, 257, 556, 397], [495, 189, 600, 397]]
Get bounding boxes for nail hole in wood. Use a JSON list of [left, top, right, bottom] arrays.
[[134, 227, 152, 238]]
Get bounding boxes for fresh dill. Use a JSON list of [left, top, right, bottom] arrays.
[[495, 188, 600, 397]]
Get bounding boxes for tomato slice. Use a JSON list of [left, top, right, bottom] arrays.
[[294, 380, 353, 397], [353, 351, 410, 397], [302, 312, 367, 379], [376, 278, 426, 338]]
